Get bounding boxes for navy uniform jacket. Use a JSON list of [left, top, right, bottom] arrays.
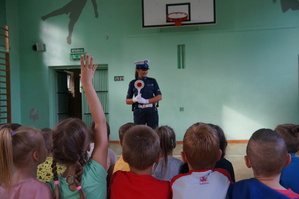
[[126, 77, 161, 101]]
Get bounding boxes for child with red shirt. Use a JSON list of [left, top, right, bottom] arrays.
[[109, 125, 171, 199]]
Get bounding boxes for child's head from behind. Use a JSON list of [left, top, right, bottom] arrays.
[[183, 122, 220, 170], [246, 128, 288, 177], [89, 121, 110, 143], [0, 123, 22, 131], [275, 124, 299, 153], [208, 123, 227, 158], [52, 118, 89, 165], [0, 126, 47, 187], [51, 118, 90, 198], [119, 122, 136, 145], [122, 125, 159, 170], [11, 127, 47, 168], [40, 128, 53, 155], [155, 125, 176, 156]]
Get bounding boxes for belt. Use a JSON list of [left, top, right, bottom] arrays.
[[138, 104, 154, 108]]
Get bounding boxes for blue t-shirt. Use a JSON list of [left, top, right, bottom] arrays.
[[49, 158, 107, 199], [280, 153, 299, 193], [227, 178, 289, 199]]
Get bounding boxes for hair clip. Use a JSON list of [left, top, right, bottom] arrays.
[[54, 181, 59, 185], [170, 138, 174, 147], [76, 186, 82, 190], [10, 129, 16, 136]]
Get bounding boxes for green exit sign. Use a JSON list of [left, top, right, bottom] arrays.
[[70, 48, 85, 61], [71, 48, 84, 53], [70, 53, 81, 60]]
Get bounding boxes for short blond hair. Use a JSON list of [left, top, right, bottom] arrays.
[[183, 122, 219, 170], [122, 125, 159, 170]]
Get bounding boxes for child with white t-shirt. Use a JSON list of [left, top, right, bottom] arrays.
[[171, 122, 232, 199]]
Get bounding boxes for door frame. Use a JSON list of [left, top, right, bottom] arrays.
[[49, 65, 80, 128], [48, 64, 109, 128]]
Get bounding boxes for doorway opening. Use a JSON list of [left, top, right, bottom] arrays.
[[56, 68, 82, 121], [51, 65, 109, 127]]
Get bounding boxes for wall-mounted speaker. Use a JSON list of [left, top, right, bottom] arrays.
[[32, 43, 46, 51]]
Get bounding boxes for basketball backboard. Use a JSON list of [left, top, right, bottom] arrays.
[[142, 0, 215, 28]]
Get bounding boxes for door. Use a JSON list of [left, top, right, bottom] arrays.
[[81, 66, 108, 127], [56, 71, 69, 122], [55, 65, 108, 126], [56, 68, 82, 122]]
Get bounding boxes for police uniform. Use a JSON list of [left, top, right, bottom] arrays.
[[126, 60, 162, 129]]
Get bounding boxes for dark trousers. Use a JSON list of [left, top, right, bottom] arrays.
[[133, 107, 159, 129]]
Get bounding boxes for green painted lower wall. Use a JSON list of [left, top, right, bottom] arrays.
[[4, 0, 299, 140]]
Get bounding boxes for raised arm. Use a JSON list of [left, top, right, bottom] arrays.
[[80, 54, 107, 170]]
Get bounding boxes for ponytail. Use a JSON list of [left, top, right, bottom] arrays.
[[0, 126, 42, 189], [75, 153, 87, 199], [52, 154, 88, 199], [155, 126, 176, 178], [51, 159, 60, 199], [0, 128, 14, 188], [51, 118, 89, 199]]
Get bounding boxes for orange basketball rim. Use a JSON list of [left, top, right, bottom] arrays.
[[167, 12, 188, 26]]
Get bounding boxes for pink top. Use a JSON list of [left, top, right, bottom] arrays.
[[275, 189, 299, 199], [0, 178, 52, 199]]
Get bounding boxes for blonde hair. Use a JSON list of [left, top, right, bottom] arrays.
[[0, 126, 43, 188], [183, 122, 219, 170], [122, 125, 160, 170], [0, 128, 13, 188]]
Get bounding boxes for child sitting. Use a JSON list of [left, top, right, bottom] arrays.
[[112, 122, 136, 173], [109, 125, 172, 199], [37, 128, 65, 183], [179, 123, 236, 182], [50, 54, 108, 199], [227, 128, 299, 199], [209, 123, 235, 182], [87, 121, 117, 187], [171, 122, 232, 199], [275, 124, 299, 193], [152, 125, 183, 181], [0, 126, 51, 199]]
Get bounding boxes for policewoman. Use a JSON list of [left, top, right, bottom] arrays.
[[126, 60, 162, 129]]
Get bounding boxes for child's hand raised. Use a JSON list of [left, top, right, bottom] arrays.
[[80, 54, 98, 86], [80, 53, 108, 170]]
